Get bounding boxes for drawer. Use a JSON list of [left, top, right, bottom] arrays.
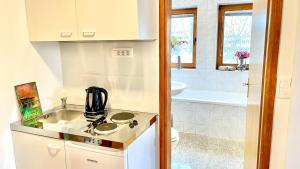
[[66, 142, 125, 169]]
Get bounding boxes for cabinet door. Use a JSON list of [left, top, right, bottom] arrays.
[[25, 0, 77, 41], [12, 131, 66, 169], [76, 0, 139, 40]]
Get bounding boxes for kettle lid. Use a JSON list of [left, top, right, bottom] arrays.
[[86, 86, 101, 91]]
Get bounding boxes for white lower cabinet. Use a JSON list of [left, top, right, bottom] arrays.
[[12, 131, 66, 169], [13, 124, 156, 169], [127, 124, 156, 169]]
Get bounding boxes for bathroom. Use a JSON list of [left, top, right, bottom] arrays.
[[170, 0, 251, 168]]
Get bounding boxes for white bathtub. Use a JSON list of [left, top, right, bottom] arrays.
[[172, 89, 247, 107], [172, 89, 247, 141]]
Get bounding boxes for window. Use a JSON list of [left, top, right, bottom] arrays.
[[171, 8, 197, 69], [216, 4, 253, 68]]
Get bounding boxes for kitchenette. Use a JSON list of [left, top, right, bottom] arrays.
[[11, 104, 157, 169], [5, 0, 159, 169]]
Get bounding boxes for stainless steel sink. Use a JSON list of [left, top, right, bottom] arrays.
[[38, 109, 83, 124]]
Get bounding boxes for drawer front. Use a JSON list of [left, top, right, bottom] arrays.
[[66, 144, 124, 169]]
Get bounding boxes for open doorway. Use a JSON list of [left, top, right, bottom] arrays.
[[159, 0, 283, 168], [170, 2, 252, 169]]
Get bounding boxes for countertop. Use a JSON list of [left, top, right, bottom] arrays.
[[10, 105, 157, 150]]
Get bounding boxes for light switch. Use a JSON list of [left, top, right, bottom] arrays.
[[277, 77, 292, 99]]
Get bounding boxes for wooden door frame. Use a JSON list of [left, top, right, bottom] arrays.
[[159, 0, 172, 168], [159, 0, 283, 169]]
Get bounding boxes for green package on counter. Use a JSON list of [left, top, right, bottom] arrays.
[[15, 82, 43, 123]]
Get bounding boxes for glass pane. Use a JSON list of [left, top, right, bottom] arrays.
[[171, 14, 195, 64], [222, 10, 252, 64]]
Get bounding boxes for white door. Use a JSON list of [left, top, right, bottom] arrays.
[[12, 131, 66, 169], [25, 0, 78, 41], [244, 0, 269, 168]]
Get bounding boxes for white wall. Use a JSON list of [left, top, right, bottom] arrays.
[[286, 3, 300, 166], [171, 0, 251, 94], [60, 41, 159, 113], [269, 0, 300, 168], [0, 1, 63, 169], [285, 1, 300, 168]]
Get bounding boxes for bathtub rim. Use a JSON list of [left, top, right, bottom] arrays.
[[172, 89, 247, 107]]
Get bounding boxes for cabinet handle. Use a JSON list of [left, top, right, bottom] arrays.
[[47, 143, 61, 157], [86, 159, 98, 163], [60, 31, 73, 38], [82, 31, 96, 37], [242, 82, 249, 86]]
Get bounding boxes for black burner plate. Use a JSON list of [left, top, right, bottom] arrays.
[[94, 123, 118, 135], [95, 123, 117, 131], [111, 112, 134, 123]]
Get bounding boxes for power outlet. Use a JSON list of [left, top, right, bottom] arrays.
[[112, 48, 134, 58]]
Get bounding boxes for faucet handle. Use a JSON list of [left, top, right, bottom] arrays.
[[61, 97, 67, 108], [177, 55, 182, 70], [61, 97, 67, 102]]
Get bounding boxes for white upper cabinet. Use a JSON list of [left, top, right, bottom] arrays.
[[25, 0, 157, 41], [25, 0, 78, 41]]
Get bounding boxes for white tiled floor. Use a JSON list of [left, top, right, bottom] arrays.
[[172, 132, 244, 169]]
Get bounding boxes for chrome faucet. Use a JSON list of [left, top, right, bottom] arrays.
[[177, 55, 182, 70], [61, 97, 67, 109]]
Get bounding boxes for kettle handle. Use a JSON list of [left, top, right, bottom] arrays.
[[99, 88, 108, 109]]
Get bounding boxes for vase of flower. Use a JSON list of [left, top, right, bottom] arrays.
[[235, 51, 250, 71]]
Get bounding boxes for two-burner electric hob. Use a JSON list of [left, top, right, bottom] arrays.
[[84, 110, 139, 135]]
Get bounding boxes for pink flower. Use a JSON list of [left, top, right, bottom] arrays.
[[235, 51, 250, 59]]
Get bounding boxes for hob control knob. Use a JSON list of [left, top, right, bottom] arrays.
[[133, 120, 138, 126], [129, 123, 135, 128]]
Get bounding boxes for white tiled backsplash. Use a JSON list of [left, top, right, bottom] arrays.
[[60, 41, 159, 113], [172, 0, 251, 94], [172, 69, 249, 93]]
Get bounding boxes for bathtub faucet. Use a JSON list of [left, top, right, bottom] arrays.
[[177, 55, 182, 70]]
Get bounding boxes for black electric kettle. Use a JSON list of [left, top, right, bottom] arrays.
[[85, 87, 108, 115]]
